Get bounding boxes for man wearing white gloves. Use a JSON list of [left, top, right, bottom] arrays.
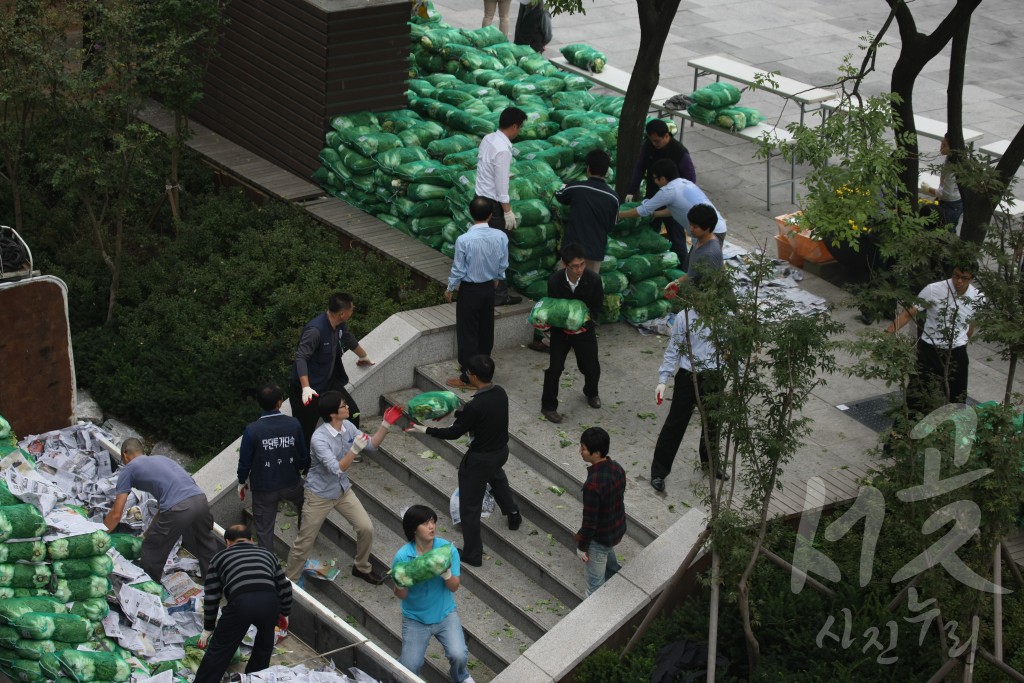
[[194, 525, 291, 683], [650, 307, 727, 493], [476, 107, 527, 306], [288, 292, 375, 448], [284, 392, 402, 584]]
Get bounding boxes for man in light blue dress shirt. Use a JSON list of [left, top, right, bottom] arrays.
[[618, 159, 726, 267], [445, 197, 509, 389]]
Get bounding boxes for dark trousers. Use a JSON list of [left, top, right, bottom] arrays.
[[908, 340, 969, 414], [140, 494, 224, 582], [652, 215, 688, 268], [541, 327, 600, 411], [193, 591, 280, 683], [485, 197, 513, 302], [288, 381, 359, 448], [651, 369, 722, 480], [938, 199, 963, 234], [455, 281, 495, 383], [458, 447, 517, 564], [251, 481, 305, 551]]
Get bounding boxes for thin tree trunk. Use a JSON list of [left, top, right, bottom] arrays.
[[614, 0, 682, 197], [707, 549, 721, 680], [1006, 351, 1018, 406]]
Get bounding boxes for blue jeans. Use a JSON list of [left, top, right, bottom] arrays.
[[584, 540, 621, 596], [400, 610, 470, 682]]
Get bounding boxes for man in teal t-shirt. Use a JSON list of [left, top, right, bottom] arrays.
[[391, 505, 474, 683]]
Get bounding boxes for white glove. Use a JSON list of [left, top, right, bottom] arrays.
[[405, 424, 428, 434], [624, 194, 634, 203], [301, 386, 318, 406], [350, 433, 369, 455], [198, 629, 214, 649], [440, 568, 453, 580], [576, 548, 589, 562], [238, 483, 247, 501], [503, 210, 517, 230], [656, 383, 666, 405]]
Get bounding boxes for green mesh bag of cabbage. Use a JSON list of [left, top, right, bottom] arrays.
[[528, 298, 590, 332], [108, 534, 142, 561], [54, 649, 131, 683], [12, 613, 92, 643], [559, 44, 607, 73], [406, 391, 461, 422], [0, 598, 67, 626], [46, 530, 111, 560], [391, 543, 453, 588], [0, 505, 46, 542]]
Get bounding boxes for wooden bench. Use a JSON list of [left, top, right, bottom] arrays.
[[549, 56, 679, 104], [688, 54, 835, 126]]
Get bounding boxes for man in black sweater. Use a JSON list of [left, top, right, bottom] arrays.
[[407, 355, 521, 567], [540, 243, 604, 424], [194, 525, 292, 683]]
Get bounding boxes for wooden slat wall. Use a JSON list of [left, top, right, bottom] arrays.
[[193, 0, 410, 179]]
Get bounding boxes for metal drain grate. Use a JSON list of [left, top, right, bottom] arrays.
[[836, 393, 978, 434]]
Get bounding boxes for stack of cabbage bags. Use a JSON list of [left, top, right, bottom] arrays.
[[686, 82, 764, 132], [313, 2, 684, 322]]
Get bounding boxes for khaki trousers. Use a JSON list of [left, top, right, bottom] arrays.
[[284, 487, 374, 581]]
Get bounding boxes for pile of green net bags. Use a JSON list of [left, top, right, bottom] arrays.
[[313, 2, 684, 323]]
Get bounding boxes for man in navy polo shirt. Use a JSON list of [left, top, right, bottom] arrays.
[[289, 292, 375, 448]]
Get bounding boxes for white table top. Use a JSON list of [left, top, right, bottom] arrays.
[[979, 139, 1010, 159], [687, 54, 835, 104], [549, 56, 679, 103], [913, 115, 984, 143]]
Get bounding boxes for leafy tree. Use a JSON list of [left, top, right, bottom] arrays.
[[0, 0, 78, 233]]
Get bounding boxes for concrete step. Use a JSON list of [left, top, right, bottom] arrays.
[[382, 389, 645, 580], [411, 362, 685, 546], [363, 420, 587, 608], [353, 429, 572, 641]]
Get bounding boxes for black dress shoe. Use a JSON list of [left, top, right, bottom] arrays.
[[587, 396, 601, 409], [651, 477, 666, 492], [352, 566, 386, 585], [497, 295, 523, 306], [507, 511, 522, 531], [528, 340, 550, 352], [457, 548, 483, 567]]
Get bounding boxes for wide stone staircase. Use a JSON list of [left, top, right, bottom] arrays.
[[252, 359, 678, 682]]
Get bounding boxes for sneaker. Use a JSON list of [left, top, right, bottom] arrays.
[[587, 396, 602, 409], [541, 409, 563, 423], [651, 477, 665, 492], [352, 454, 363, 464], [507, 511, 522, 531], [457, 548, 483, 567], [352, 566, 386, 585], [528, 340, 550, 352]]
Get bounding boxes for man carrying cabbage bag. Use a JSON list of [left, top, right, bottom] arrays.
[[105, 438, 222, 581], [539, 242, 604, 424], [391, 505, 475, 683]]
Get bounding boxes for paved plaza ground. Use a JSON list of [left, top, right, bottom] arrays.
[[426, 0, 1024, 507]]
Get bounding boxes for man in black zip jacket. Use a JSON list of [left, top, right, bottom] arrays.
[[237, 384, 309, 550], [406, 355, 521, 567], [554, 149, 619, 273], [539, 242, 604, 424]]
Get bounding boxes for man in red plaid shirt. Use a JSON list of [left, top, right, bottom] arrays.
[[574, 427, 626, 596]]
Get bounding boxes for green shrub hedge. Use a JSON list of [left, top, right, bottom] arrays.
[[73, 191, 443, 465]]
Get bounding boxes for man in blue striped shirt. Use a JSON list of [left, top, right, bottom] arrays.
[[650, 306, 728, 492], [194, 524, 291, 683], [445, 197, 509, 389]]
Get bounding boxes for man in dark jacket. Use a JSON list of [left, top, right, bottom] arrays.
[[539, 242, 604, 423], [194, 525, 292, 683], [554, 149, 619, 273], [289, 292, 375, 446], [625, 119, 697, 262], [238, 384, 309, 550], [406, 355, 521, 568]]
